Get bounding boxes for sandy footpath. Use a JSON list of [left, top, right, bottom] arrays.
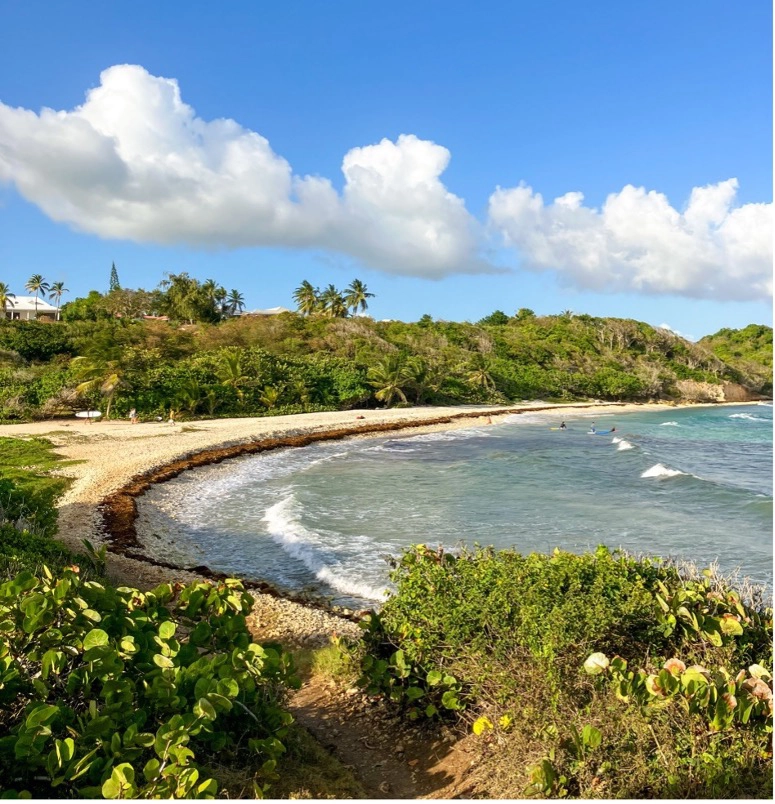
[[0, 400, 734, 643]]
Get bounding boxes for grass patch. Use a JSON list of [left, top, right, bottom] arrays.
[[0, 436, 77, 576], [0, 437, 71, 531], [292, 643, 356, 684]]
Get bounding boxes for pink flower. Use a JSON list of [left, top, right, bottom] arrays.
[[663, 658, 686, 676]]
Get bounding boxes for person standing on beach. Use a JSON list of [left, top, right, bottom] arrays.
[[129, 407, 138, 424]]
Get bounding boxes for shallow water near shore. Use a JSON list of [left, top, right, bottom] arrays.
[[137, 404, 773, 607]]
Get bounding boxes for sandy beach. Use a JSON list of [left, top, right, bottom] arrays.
[[0, 399, 749, 643], [0, 399, 709, 566]]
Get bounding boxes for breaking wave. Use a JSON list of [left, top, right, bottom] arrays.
[[263, 496, 388, 602], [640, 463, 686, 479]]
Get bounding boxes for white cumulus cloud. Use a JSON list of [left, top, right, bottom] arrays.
[[0, 64, 771, 298], [488, 179, 772, 300], [657, 323, 695, 342], [0, 65, 488, 277]]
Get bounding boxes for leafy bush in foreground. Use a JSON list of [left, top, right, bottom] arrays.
[[357, 545, 680, 713], [355, 544, 773, 797], [0, 568, 298, 798]]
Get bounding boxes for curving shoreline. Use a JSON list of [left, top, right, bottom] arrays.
[[0, 400, 761, 640]]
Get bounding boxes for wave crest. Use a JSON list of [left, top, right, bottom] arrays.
[[640, 463, 685, 479], [263, 496, 387, 601]]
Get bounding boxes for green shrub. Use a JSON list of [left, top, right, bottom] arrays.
[[0, 322, 74, 362], [357, 545, 772, 715], [356, 544, 773, 797], [0, 568, 298, 798]]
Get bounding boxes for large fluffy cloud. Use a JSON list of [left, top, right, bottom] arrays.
[[0, 65, 488, 277], [0, 65, 771, 297], [488, 179, 772, 300]]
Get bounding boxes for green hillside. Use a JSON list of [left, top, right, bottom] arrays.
[[0, 293, 771, 421], [699, 324, 773, 395]]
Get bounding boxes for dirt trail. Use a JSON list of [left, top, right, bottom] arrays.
[[289, 677, 477, 799]]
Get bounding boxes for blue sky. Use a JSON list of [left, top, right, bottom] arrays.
[[0, 0, 771, 338]]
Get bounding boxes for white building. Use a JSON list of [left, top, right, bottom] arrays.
[[2, 295, 59, 321], [237, 306, 291, 317]]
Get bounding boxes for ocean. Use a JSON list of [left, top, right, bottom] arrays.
[[137, 403, 773, 607]]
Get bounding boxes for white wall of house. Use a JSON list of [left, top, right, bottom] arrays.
[[2, 295, 59, 320]]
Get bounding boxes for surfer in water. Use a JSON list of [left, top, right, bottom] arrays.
[[559, 421, 567, 430], [590, 422, 596, 433]]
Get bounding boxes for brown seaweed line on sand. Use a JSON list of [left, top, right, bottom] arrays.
[[98, 403, 618, 615]]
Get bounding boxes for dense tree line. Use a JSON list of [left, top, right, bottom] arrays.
[[0, 298, 770, 422], [59, 272, 245, 324]]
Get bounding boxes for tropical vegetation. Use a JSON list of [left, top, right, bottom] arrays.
[[351, 544, 773, 798], [699, 324, 773, 396], [0, 267, 770, 422], [292, 279, 374, 318]]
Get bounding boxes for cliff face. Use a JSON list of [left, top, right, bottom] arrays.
[[675, 380, 768, 403]]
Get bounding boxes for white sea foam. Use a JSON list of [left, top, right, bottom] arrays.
[[302, 450, 351, 468], [660, 421, 680, 426], [501, 413, 556, 425], [364, 443, 419, 453], [729, 413, 768, 422], [262, 496, 387, 601], [615, 439, 634, 451], [409, 426, 496, 442], [640, 463, 686, 478]]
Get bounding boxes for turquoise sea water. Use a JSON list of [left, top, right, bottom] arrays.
[[139, 404, 773, 607]]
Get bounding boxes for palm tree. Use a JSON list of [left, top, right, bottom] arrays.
[[227, 289, 245, 316], [25, 274, 50, 318], [293, 280, 320, 316], [202, 278, 218, 304], [71, 342, 125, 420], [0, 283, 16, 320], [465, 354, 497, 391], [173, 378, 203, 415], [320, 284, 348, 318], [344, 279, 374, 316], [259, 385, 282, 409], [217, 349, 249, 402], [403, 356, 442, 404], [214, 286, 228, 318], [49, 281, 69, 320], [367, 354, 411, 407]]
